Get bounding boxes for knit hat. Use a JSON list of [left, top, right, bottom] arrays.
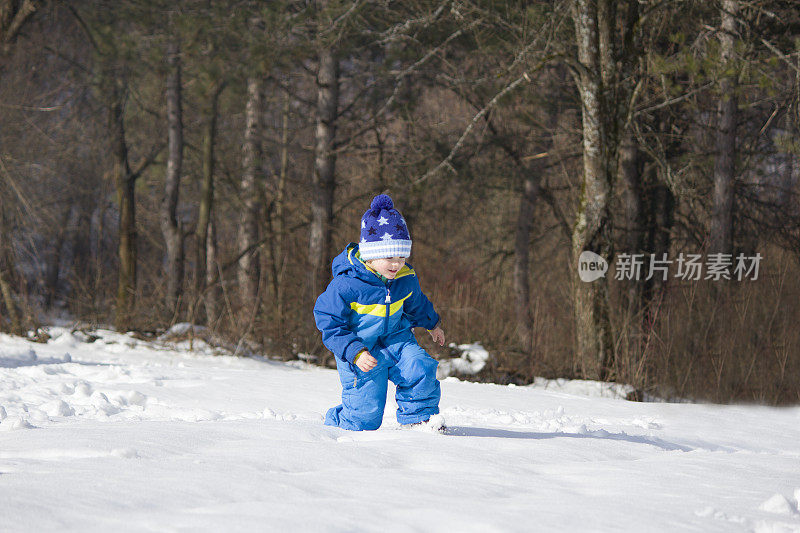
[[359, 194, 412, 261]]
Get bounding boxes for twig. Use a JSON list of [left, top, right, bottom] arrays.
[[413, 67, 547, 185]]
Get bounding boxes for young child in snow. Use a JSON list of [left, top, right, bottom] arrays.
[[313, 194, 446, 431]]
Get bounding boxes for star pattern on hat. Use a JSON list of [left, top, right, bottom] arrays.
[[359, 195, 412, 260]]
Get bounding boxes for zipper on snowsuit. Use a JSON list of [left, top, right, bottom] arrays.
[[383, 285, 391, 335], [354, 281, 392, 388]]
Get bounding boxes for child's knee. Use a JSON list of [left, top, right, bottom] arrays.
[[406, 355, 437, 382], [391, 349, 439, 393], [400, 344, 438, 376]]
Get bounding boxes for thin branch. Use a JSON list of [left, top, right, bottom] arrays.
[[319, 0, 367, 38], [0, 156, 39, 224], [130, 143, 165, 182], [65, 4, 99, 53], [3, 0, 36, 43], [0, 103, 63, 112], [370, 1, 451, 45], [413, 63, 553, 185], [759, 37, 800, 76], [635, 82, 714, 116], [335, 20, 477, 137]]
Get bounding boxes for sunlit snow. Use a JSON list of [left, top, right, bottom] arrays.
[[1, 328, 799, 532]]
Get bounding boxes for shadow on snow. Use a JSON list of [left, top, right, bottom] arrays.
[[445, 425, 694, 452], [0, 356, 110, 370]]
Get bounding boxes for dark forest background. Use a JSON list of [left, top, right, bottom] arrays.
[[1, 0, 799, 404]]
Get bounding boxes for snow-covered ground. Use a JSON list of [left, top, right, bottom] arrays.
[[1, 328, 799, 532]]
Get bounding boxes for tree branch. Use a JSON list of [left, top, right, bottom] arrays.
[[413, 60, 555, 185], [130, 143, 165, 182], [3, 0, 36, 43]]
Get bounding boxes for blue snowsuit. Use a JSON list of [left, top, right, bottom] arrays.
[[314, 243, 441, 431]]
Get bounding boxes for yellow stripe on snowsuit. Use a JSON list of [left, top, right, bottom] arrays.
[[350, 292, 413, 317]]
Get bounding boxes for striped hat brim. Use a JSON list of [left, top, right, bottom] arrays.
[[359, 240, 412, 260]]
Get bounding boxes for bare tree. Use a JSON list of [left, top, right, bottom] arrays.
[[514, 170, 542, 353], [161, 37, 185, 316], [569, 0, 639, 380], [0, 0, 40, 332], [195, 78, 224, 323], [0, 205, 22, 333], [205, 219, 221, 326], [619, 131, 644, 318], [238, 76, 263, 309], [709, 0, 739, 255], [266, 90, 290, 331], [108, 81, 136, 330], [308, 47, 339, 298], [105, 76, 161, 331]]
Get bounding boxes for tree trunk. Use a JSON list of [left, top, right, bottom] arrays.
[[620, 131, 644, 318], [110, 92, 136, 331], [195, 79, 223, 321], [308, 48, 339, 299], [644, 173, 674, 303], [267, 91, 290, 332], [781, 148, 795, 217], [92, 195, 108, 308], [205, 218, 221, 326], [780, 110, 795, 216], [709, 0, 738, 255], [238, 77, 262, 310], [44, 207, 72, 309], [513, 171, 541, 354], [570, 0, 626, 381], [161, 39, 184, 317], [0, 206, 21, 334], [0, 265, 20, 334]]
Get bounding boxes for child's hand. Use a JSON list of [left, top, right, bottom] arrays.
[[428, 326, 445, 347], [354, 350, 378, 372]]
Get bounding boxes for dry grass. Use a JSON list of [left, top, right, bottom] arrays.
[[412, 244, 800, 404], [636, 247, 800, 404]]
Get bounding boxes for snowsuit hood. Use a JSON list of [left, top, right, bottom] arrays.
[[330, 243, 380, 283]]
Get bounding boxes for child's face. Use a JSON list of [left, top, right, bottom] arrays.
[[367, 256, 406, 279]]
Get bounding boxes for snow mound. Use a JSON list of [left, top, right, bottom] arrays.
[[0, 346, 37, 367], [159, 322, 208, 341], [529, 377, 636, 399], [297, 352, 318, 363], [437, 342, 490, 378], [760, 493, 800, 516]]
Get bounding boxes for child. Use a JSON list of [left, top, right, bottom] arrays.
[[314, 194, 446, 431]]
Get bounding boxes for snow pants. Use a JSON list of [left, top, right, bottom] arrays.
[[325, 333, 440, 431]]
